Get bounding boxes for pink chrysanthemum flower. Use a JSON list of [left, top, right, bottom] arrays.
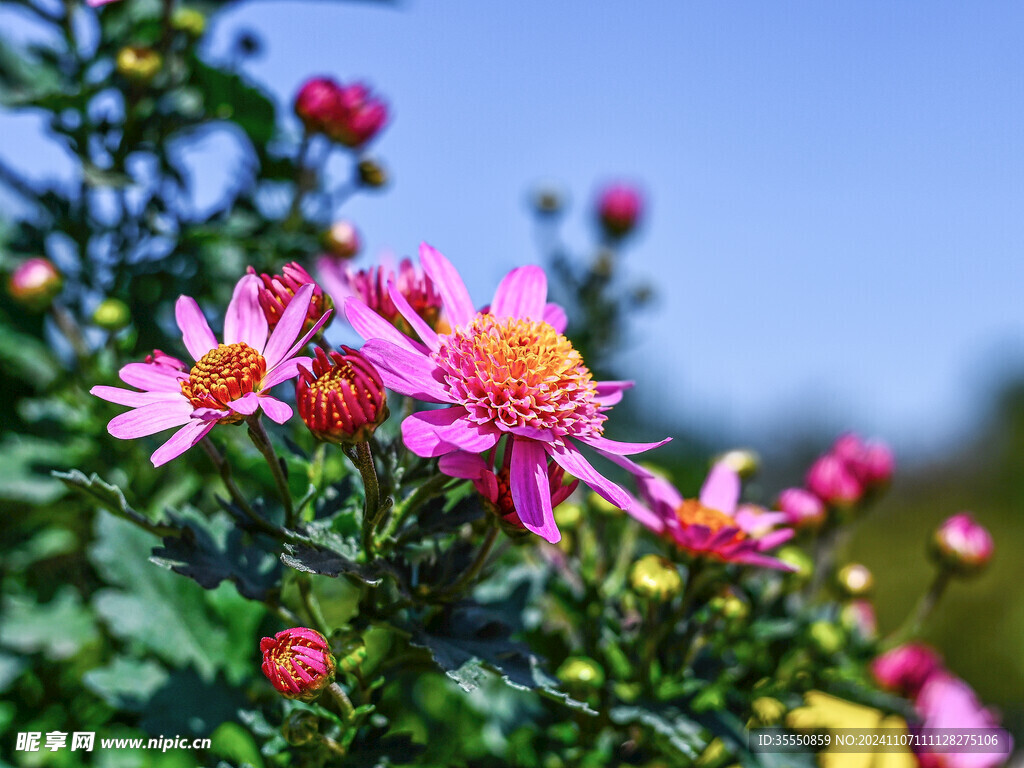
[[260, 627, 336, 701], [626, 463, 796, 570], [91, 277, 331, 466], [914, 671, 1010, 768], [344, 243, 666, 543]]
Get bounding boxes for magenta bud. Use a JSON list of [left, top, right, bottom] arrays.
[[596, 183, 643, 239], [832, 433, 894, 487], [294, 77, 341, 132], [297, 346, 389, 444], [7, 257, 62, 308], [931, 512, 993, 574], [777, 487, 826, 529], [260, 627, 336, 701], [805, 454, 862, 507], [871, 643, 943, 698]]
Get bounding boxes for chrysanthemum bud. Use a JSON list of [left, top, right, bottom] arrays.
[[532, 185, 565, 216], [323, 220, 361, 260], [281, 710, 319, 746], [836, 563, 874, 597], [871, 643, 942, 697], [596, 183, 643, 239], [556, 657, 605, 689], [260, 627, 336, 701], [294, 77, 340, 132], [832, 433, 894, 488], [297, 346, 388, 444], [327, 83, 388, 149], [357, 158, 388, 188], [716, 449, 760, 478], [629, 554, 683, 601], [808, 620, 845, 655], [247, 263, 332, 336], [116, 47, 162, 83], [92, 298, 131, 330], [931, 512, 993, 575], [7, 257, 62, 308], [171, 7, 206, 37], [777, 488, 826, 529], [805, 454, 862, 507], [553, 502, 582, 529]]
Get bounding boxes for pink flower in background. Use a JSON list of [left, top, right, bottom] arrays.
[[596, 183, 643, 238], [91, 277, 330, 466], [7, 257, 62, 307], [831, 432, 894, 487], [932, 512, 994, 574], [440, 449, 578, 534], [871, 643, 943, 698], [247, 262, 332, 336], [293, 77, 388, 148], [317, 255, 447, 340], [294, 77, 341, 131], [345, 243, 667, 542], [914, 672, 1010, 768], [805, 453, 863, 506], [627, 464, 796, 570], [776, 487, 826, 529]]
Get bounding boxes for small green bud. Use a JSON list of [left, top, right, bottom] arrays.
[[281, 710, 319, 746], [776, 546, 814, 583], [357, 158, 388, 189], [808, 620, 845, 655], [629, 554, 683, 601], [836, 563, 874, 597], [92, 298, 131, 331], [716, 449, 760, 478], [553, 501, 582, 529], [751, 697, 786, 725], [171, 7, 206, 37], [556, 656, 605, 690], [116, 47, 162, 83]]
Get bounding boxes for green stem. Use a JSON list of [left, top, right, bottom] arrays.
[[304, 442, 327, 523], [246, 416, 295, 527], [885, 568, 952, 648], [326, 682, 355, 722], [382, 472, 451, 545], [284, 132, 312, 229], [297, 575, 330, 637], [346, 441, 382, 556]]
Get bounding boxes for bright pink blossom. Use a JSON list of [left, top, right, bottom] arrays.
[[914, 671, 1010, 768], [831, 432, 894, 487], [626, 464, 796, 570], [932, 512, 994, 573], [596, 183, 643, 238], [7, 257, 62, 307], [871, 643, 943, 698], [91, 277, 330, 466], [345, 243, 666, 543], [806, 453, 863, 506], [260, 627, 336, 701], [777, 487, 826, 529]]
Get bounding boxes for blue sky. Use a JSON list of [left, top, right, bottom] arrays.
[[4, 1, 1024, 458]]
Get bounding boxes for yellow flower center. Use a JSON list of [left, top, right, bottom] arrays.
[[676, 500, 746, 541], [180, 342, 266, 419]]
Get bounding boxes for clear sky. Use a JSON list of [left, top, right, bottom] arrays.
[[4, 1, 1024, 458]]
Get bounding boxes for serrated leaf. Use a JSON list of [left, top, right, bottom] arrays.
[[150, 508, 281, 600], [609, 705, 704, 760], [280, 542, 389, 588], [55, 469, 176, 535]]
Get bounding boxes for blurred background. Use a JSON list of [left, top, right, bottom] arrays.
[[2, 0, 1022, 743]]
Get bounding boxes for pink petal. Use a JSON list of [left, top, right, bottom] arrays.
[[151, 419, 216, 467], [263, 284, 314, 369], [593, 380, 634, 408], [755, 529, 795, 550], [262, 357, 310, 390], [108, 401, 194, 439], [546, 442, 631, 510], [419, 243, 475, 328], [344, 297, 427, 355], [401, 407, 499, 458], [118, 362, 187, 392], [273, 308, 333, 370], [361, 339, 452, 402], [637, 473, 684, 515], [91, 385, 182, 407], [543, 303, 567, 333], [700, 463, 741, 514], [260, 396, 293, 424], [387, 281, 440, 351], [597, 450, 655, 478], [510, 439, 560, 543], [621, 491, 667, 534], [315, 257, 356, 308], [580, 435, 671, 455], [224, 274, 268, 351], [438, 451, 488, 480], [490, 265, 547, 322], [175, 296, 217, 361], [226, 392, 261, 416]]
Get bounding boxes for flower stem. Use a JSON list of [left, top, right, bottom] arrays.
[[345, 441, 382, 557], [246, 416, 295, 527], [382, 472, 451, 546], [327, 682, 355, 722], [885, 567, 952, 647], [436, 525, 499, 601], [297, 575, 330, 637]]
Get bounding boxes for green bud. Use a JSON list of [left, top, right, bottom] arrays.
[[808, 620, 845, 655], [776, 546, 814, 583], [357, 158, 388, 189], [836, 563, 874, 597], [553, 501, 582, 529], [556, 656, 605, 690], [116, 47, 162, 83], [629, 554, 683, 601], [715, 449, 760, 478], [92, 298, 131, 331], [281, 710, 319, 746], [751, 697, 786, 725], [171, 7, 206, 37]]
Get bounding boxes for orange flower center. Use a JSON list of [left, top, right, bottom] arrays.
[[676, 500, 747, 542], [433, 315, 604, 438], [180, 342, 266, 418]]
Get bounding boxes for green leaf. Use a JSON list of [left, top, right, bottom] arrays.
[[189, 59, 278, 147], [0, 653, 26, 694], [55, 469, 176, 536], [0, 586, 99, 660], [280, 540, 396, 589], [89, 515, 264, 683], [403, 602, 596, 714], [609, 705, 704, 760], [150, 507, 282, 600], [0, 436, 86, 504], [0, 36, 63, 107], [0, 325, 60, 389], [83, 657, 169, 711]]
